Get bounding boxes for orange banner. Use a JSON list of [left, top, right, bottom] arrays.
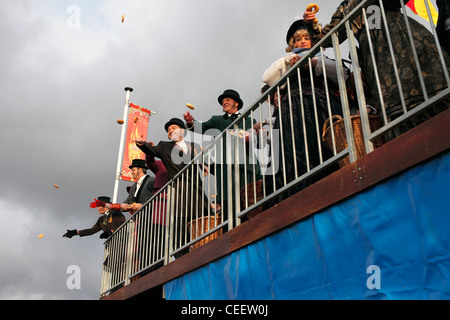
[[121, 102, 151, 182]]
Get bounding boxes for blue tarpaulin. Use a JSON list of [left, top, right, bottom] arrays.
[[165, 152, 450, 299]]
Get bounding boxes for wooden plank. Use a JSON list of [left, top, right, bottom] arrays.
[[103, 108, 450, 300]]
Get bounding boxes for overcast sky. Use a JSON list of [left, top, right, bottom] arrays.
[[0, 0, 437, 300]]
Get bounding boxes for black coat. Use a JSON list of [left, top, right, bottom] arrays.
[[137, 140, 209, 249]]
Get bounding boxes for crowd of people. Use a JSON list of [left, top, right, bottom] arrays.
[[64, 1, 449, 277]]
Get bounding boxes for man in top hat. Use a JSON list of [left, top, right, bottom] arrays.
[[90, 158, 155, 215], [183, 89, 261, 221], [63, 196, 126, 239], [135, 117, 209, 253]]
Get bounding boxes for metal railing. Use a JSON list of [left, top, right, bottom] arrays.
[[100, 0, 449, 297]]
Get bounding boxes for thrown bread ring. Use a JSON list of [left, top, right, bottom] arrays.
[[306, 3, 320, 23]]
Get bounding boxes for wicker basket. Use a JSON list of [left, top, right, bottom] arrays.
[[322, 115, 384, 167], [240, 180, 264, 220], [187, 214, 222, 250]]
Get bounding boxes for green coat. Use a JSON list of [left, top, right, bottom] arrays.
[[189, 115, 262, 207]]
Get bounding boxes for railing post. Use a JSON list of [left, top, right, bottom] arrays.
[[124, 219, 136, 286]]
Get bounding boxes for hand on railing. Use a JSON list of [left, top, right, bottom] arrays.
[[107, 202, 141, 215], [289, 54, 301, 67]]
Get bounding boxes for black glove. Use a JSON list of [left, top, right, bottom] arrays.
[[63, 229, 78, 238], [99, 230, 112, 239]]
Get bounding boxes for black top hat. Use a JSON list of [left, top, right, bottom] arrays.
[[129, 158, 148, 170], [164, 118, 186, 132], [97, 196, 111, 204], [286, 19, 308, 45], [217, 89, 244, 110]]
